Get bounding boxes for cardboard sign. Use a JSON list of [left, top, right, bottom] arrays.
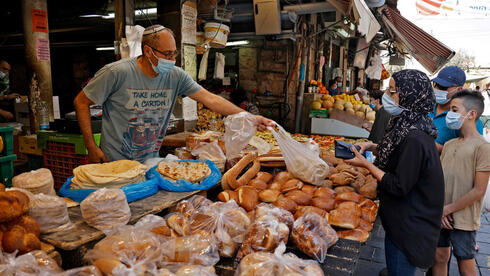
[[32, 9, 48, 33]]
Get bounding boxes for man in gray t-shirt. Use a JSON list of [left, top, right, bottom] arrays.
[[74, 25, 273, 163]]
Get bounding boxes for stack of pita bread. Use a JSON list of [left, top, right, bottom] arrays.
[[157, 161, 211, 183], [71, 160, 147, 189]]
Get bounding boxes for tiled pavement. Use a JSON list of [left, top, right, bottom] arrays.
[[354, 212, 490, 276]]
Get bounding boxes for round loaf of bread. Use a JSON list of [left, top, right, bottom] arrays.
[[0, 191, 23, 223], [2, 225, 41, 254], [81, 188, 130, 232]]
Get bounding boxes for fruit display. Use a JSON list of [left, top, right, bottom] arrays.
[[309, 80, 329, 94], [311, 93, 376, 123]]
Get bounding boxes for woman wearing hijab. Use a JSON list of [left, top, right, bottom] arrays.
[[346, 70, 445, 275]]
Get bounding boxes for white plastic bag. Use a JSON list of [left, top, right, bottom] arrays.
[[29, 193, 73, 234], [191, 141, 226, 172], [224, 112, 257, 160], [13, 168, 56, 195], [484, 179, 490, 213], [269, 124, 329, 185], [81, 188, 131, 233]]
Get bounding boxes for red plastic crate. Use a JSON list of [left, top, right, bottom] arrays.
[[43, 141, 89, 190]]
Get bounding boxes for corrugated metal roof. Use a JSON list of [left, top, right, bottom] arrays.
[[381, 7, 455, 73]]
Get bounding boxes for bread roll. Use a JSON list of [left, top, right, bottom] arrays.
[[255, 172, 273, 184], [273, 171, 290, 185], [294, 206, 326, 220], [328, 202, 361, 230], [0, 191, 23, 222], [237, 186, 259, 212], [151, 226, 172, 236], [313, 187, 336, 199], [175, 195, 212, 218], [10, 215, 40, 237], [258, 189, 281, 203], [360, 199, 377, 210], [93, 258, 124, 275], [167, 213, 191, 236], [8, 189, 30, 213], [175, 265, 216, 276], [334, 186, 355, 194], [323, 179, 334, 188], [358, 219, 373, 232], [2, 225, 41, 254], [280, 179, 303, 193], [337, 228, 369, 242], [330, 172, 356, 186], [361, 207, 377, 223], [311, 197, 336, 211], [335, 192, 364, 204], [268, 182, 281, 191], [253, 203, 294, 230], [248, 179, 268, 191], [359, 182, 377, 199], [301, 185, 316, 196], [272, 196, 297, 214], [217, 190, 238, 203], [0, 183, 5, 192], [285, 190, 312, 205]]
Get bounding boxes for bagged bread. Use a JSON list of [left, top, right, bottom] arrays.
[[158, 233, 219, 267], [292, 212, 338, 263], [72, 160, 147, 189], [156, 265, 216, 276], [85, 225, 162, 276], [12, 168, 56, 196], [0, 250, 62, 276], [60, 266, 102, 276], [235, 242, 324, 276], [81, 188, 131, 233], [29, 193, 73, 234], [189, 200, 251, 257]]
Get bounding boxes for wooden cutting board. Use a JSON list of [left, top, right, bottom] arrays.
[[162, 131, 194, 147]]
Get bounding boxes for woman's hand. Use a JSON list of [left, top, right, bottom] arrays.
[[345, 146, 370, 168], [355, 142, 377, 154]]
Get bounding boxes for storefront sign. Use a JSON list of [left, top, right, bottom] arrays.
[[32, 9, 48, 33]]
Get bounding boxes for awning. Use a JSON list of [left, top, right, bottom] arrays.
[[327, 0, 352, 15], [353, 0, 381, 43], [380, 7, 455, 74]]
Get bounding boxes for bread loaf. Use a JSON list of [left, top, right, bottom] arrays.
[[268, 182, 281, 191], [254, 172, 273, 184], [258, 189, 281, 203], [10, 215, 40, 237], [0, 191, 23, 222], [359, 182, 377, 199], [335, 192, 364, 204], [337, 228, 369, 242], [248, 179, 268, 191], [217, 190, 238, 203], [273, 171, 290, 185], [285, 190, 312, 205], [314, 187, 336, 198], [328, 202, 361, 229], [272, 196, 297, 214], [253, 203, 294, 230], [361, 207, 377, 223], [175, 195, 212, 218], [175, 265, 216, 276], [7, 190, 30, 214], [2, 225, 41, 254], [311, 197, 336, 211], [294, 206, 326, 220], [358, 219, 373, 232], [301, 185, 316, 196], [334, 186, 355, 194], [280, 179, 303, 193], [237, 186, 259, 211], [167, 213, 191, 236], [151, 226, 172, 237]]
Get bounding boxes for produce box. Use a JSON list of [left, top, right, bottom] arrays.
[[309, 109, 329, 118], [0, 154, 17, 187], [329, 109, 371, 129], [0, 126, 14, 156], [37, 132, 101, 155], [19, 135, 43, 156]]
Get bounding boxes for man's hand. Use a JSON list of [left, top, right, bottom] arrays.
[[6, 94, 20, 100], [0, 110, 14, 121], [88, 146, 107, 163], [441, 205, 454, 229], [254, 115, 274, 131]]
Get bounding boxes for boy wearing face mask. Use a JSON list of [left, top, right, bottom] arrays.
[[429, 66, 484, 154], [432, 90, 490, 276]]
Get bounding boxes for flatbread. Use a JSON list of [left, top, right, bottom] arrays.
[[71, 160, 147, 189], [157, 161, 211, 183]]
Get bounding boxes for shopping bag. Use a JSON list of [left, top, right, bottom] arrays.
[[268, 124, 329, 185]]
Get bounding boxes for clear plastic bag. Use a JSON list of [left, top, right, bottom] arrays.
[[12, 168, 56, 196], [269, 124, 329, 185], [189, 200, 251, 257], [253, 203, 294, 230], [85, 225, 162, 276], [292, 212, 338, 263], [155, 264, 217, 276], [60, 266, 102, 276], [81, 188, 131, 234], [173, 195, 213, 218], [484, 178, 490, 213], [224, 112, 257, 160], [235, 213, 290, 263], [159, 233, 220, 267], [235, 242, 324, 276], [29, 193, 73, 234], [191, 141, 226, 172], [0, 250, 63, 276]]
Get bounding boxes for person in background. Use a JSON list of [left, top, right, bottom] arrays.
[[0, 60, 19, 122], [432, 90, 490, 276], [429, 66, 484, 154], [346, 70, 444, 276], [364, 89, 391, 144], [327, 80, 338, 95], [475, 86, 480, 93]]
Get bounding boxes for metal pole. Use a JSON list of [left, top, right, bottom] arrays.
[[114, 0, 124, 60], [22, 0, 54, 131], [295, 38, 308, 133]]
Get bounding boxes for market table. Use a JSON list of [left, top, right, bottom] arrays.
[[40, 189, 202, 268]]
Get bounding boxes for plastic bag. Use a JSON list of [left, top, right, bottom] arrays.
[[191, 141, 226, 172], [189, 200, 251, 257], [173, 195, 213, 218], [149, 160, 221, 192], [85, 225, 162, 276], [60, 266, 102, 276], [292, 212, 338, 263], [224, 112, 257, 160], [252, 203, 294, 230], [159, 233, 220, 267], [29, 193, 73, 234], [0, 250, 63, 276], [80, 188, 131, 233], [235, 213, 290, 264], [13, 168, 56, 196], [269, 124, 329, 185], [235, 242, 325, 276], [156, 265, 216, 276], [484, 178, 490, 213]]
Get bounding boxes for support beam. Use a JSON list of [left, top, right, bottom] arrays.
[[22, 0, 53, 131], [283, 2, 336, 14]]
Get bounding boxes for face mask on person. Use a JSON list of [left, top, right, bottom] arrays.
[[382, 93, 406, 116], [434, 89, 449, 105], [337, 82, 342, 88], [150, 50, 175, 75], [0, 71, 6, 80], [369, 102, 376, 110], [446, 111, 470, 130]]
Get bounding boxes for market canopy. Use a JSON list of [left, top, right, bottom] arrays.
[[380, 7, 455, 74]]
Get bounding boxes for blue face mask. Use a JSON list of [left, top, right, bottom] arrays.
[[337, 82, 342, 88], [382, 93, 406, 116], [369, 103, 376, 110], [434, 89, 449, 105], [0, 71, 6, 79], [446, 111, 469, 130], [150, 50, 175, 75]]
